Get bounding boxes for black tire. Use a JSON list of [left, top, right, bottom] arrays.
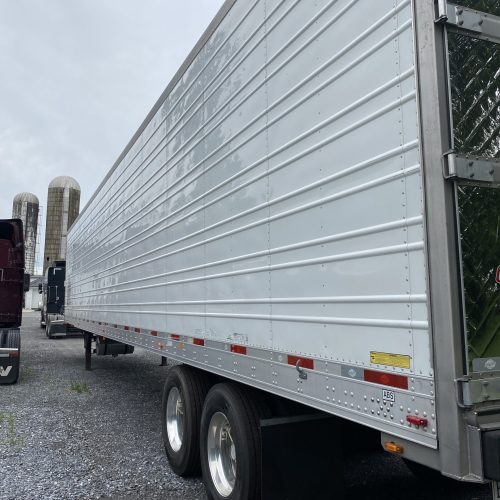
[[46, 322, 52, 339], [161, 365, 211, 476], [200, 383, 270, 500]]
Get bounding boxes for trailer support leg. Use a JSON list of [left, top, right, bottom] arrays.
[[84, 332, 92, 371], [260, 413, 344, 500], [160, 356, 167, 366]]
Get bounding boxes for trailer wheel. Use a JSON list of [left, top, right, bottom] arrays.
[[200, 383, 269, 500], [161, 365, 210, 476]]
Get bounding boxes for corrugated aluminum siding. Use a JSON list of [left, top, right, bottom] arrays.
[[66, 0, 430, 377]]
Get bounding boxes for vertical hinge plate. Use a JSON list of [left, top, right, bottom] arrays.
[[436, 2, 500, 44], [443, 152, 500, 184]]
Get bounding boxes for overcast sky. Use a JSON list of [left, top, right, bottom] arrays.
[[0, 0, 224, 271]]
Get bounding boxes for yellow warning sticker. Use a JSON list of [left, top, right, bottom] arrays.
[[370, 351, 411, 369]]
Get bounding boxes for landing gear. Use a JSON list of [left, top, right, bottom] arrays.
[[84, 331, 92, 371]]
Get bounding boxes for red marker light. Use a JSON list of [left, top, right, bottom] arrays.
[[230, 345, 247, 355], [406, 415, 428, 427], [193, 338, 204, 346], [171, 334, 180, 341], [151, 331, 158, 337]]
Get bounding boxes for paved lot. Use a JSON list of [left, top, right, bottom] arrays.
[[0, 312, 492, 500]]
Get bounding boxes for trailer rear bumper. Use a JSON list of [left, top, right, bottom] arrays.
[[46, 315, 83, 338], [483, 430, 500, 481]]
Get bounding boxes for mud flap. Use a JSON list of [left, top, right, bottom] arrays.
[[493, 481, 500, 500], [260, 413, 344, 500], [47, 319, 67, 338], [0, 329, 20, 384]]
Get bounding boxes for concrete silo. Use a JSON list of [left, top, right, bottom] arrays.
[[43, 176, 81, 274], [12, 192, 39, 275]]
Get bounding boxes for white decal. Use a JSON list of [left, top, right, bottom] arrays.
[[485, 358, 497, 370], [0, 366, 12, 377], [382, 389, 395, 402]]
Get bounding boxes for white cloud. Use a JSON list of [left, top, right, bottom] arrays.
[[0, 0, 224, 272]]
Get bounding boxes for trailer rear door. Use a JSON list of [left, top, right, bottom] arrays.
[[445, 2, 500, 380]]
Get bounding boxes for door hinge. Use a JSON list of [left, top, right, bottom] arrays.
[[443, 152, 500, 184], [458, 375, 500, 406], [436, 2, 500, 44]]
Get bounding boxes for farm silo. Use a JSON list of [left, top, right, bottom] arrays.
[[12, 192, 39, 275], [43, 176, 81, 274]]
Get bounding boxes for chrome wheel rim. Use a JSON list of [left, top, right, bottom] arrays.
[[207, 412, 236, 497], [166, 387, 184, 452]]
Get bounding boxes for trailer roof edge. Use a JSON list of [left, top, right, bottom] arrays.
[[73, 0, 238, 226]]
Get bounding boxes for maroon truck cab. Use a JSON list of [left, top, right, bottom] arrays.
[[0, 219, 25, 328]]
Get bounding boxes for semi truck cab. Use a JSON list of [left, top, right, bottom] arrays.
[[0, 219, 26, 384]]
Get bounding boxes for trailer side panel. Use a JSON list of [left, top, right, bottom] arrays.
[[66, 0, 435, 447]]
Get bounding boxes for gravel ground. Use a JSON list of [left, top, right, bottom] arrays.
[[0, 312, 206, 500], [0, 311, 493, 500]]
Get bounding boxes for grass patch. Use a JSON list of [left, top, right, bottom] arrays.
[[0, 411, 25, 446], [21, 365, 33, 377], [68, 381, 90, 394]]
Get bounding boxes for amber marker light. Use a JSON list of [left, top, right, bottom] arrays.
[[384, 441, 404, 454]]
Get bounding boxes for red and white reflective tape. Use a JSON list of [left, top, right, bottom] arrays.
[[80, 319, 413, 391]]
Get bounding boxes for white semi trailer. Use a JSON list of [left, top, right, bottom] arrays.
[[65, 1, 500, 498]]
